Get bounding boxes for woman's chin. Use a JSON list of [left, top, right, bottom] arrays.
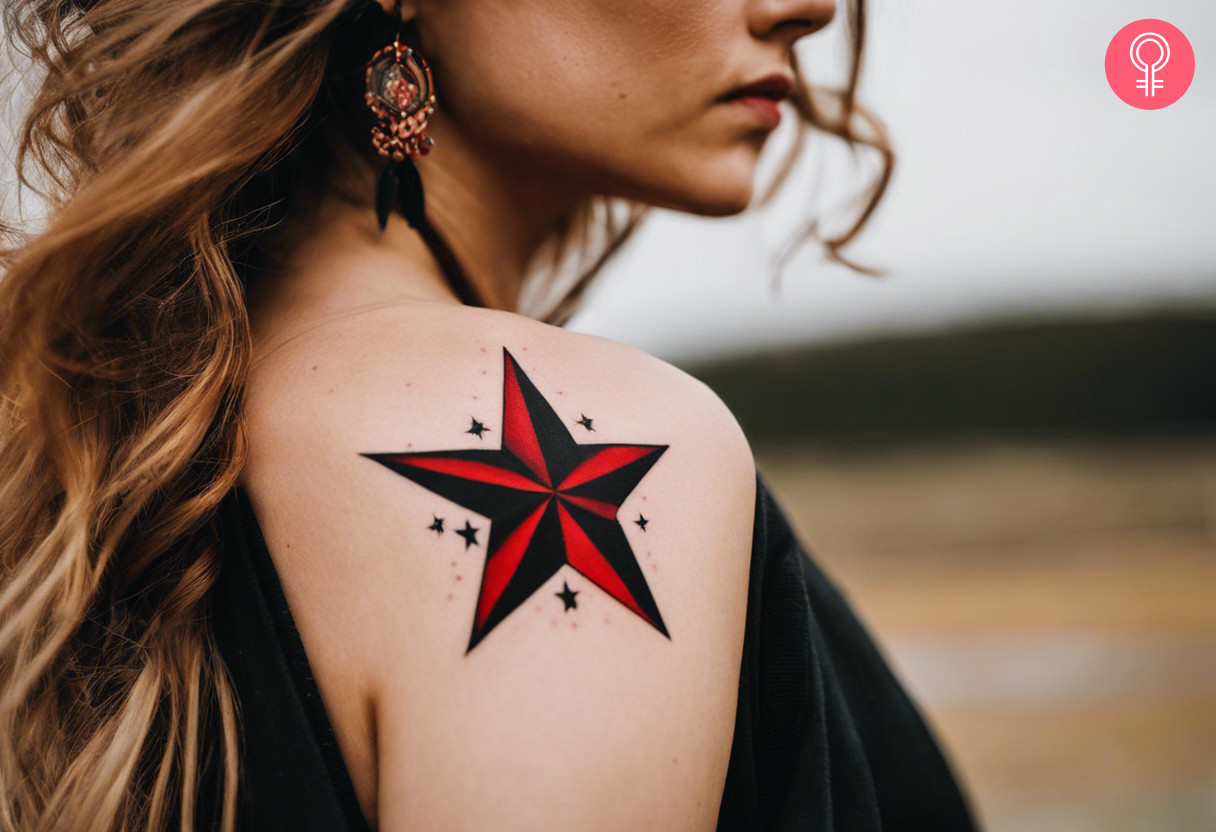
[[638, 175, 755, 217], [664, 154, 761, 216], [672, 186, 755, 217]]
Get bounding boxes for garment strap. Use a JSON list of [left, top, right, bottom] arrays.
[[414, 210, 487, 309], [388, 156, 488, 309]]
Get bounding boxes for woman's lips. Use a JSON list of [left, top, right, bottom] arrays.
[[724, 95, 782, 128]]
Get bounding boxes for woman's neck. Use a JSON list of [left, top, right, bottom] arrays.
[[262, 116, 591, 326], [407, 119, 590, 312]]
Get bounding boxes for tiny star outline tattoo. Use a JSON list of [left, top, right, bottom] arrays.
[[556, 580, 580, 611], [466, 416, 490, 439]]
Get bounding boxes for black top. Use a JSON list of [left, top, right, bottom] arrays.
[[195, 468, 978, 831]]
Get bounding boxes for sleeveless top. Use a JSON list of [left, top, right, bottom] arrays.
[[194, 467, 978, 831]]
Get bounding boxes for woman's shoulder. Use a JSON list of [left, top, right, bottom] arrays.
[[237, 300, 759, 829], [241, 300, 756, 500], [248, 299, 740, 424]]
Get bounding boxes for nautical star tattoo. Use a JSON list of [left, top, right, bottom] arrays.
[[362, 347, 669, 654]]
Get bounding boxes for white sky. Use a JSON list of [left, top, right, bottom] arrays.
[[565, 0, 1216, 362]]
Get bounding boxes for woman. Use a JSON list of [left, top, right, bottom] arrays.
[[0, 0, 977, 830]]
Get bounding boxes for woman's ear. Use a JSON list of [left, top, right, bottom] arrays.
[[376, 0, 419, 19]]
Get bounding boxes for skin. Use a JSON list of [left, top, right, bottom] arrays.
[[248, 0, 835, 339]]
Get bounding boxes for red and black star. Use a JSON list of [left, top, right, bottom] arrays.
[[363, 347, 670, 653]]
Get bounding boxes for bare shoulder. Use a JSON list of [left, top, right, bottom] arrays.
[[240, 302, 758, 830]]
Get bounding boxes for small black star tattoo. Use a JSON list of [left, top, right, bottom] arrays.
[[456, 519, 480, 549], [556, 580, 579, 611], [575, 413, 594, 431], [634, 513, 649, 532], [466, 417, 490, 439], [427, 515, 445, 534]]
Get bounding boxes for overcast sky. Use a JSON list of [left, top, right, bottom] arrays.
[[566, 0, 1216, 362]]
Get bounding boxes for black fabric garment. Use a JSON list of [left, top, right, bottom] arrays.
[[196, 469, 979, 831], [716, 471, 978, 831]]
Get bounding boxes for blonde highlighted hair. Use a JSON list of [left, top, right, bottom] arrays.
[[0, 1, 891, 829]]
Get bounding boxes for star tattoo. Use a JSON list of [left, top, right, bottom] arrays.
[[362, 346, 669, 653], [427, 515, 445, 534], [456, 519, 480, 549], [575, 413, 594, 431], [466, 417, 490, 439], [634, 513, 648, 532], [556, 580, 579, 611]]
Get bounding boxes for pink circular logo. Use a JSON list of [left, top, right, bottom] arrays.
[[1106, 19, 1195, 109]]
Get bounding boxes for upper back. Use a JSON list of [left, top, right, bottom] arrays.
[[237, 300, 758, 830]]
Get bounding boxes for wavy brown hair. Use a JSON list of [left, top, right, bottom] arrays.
[[0, 0, 892, 829]]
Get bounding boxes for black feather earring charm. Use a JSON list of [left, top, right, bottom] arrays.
[[374, 159, 398, 231], [374, 155, 427, 232], [364, 21, 436, 232]]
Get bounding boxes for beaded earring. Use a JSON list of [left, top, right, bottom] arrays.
[[364, 0, 436, 232], [359, 1, 487, 308]]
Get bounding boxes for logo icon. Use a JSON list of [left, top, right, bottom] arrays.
[[1106, 20, 1194, 109], [1130, 32, 1169, 97]]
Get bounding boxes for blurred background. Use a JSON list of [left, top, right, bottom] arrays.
[[567, 1, 1216, 830]]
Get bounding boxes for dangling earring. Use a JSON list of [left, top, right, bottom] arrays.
[[364, 0, 436, 232], [358, 1, 488, 308]]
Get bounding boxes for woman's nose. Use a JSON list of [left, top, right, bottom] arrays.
[[749, 0, 837, 46]]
